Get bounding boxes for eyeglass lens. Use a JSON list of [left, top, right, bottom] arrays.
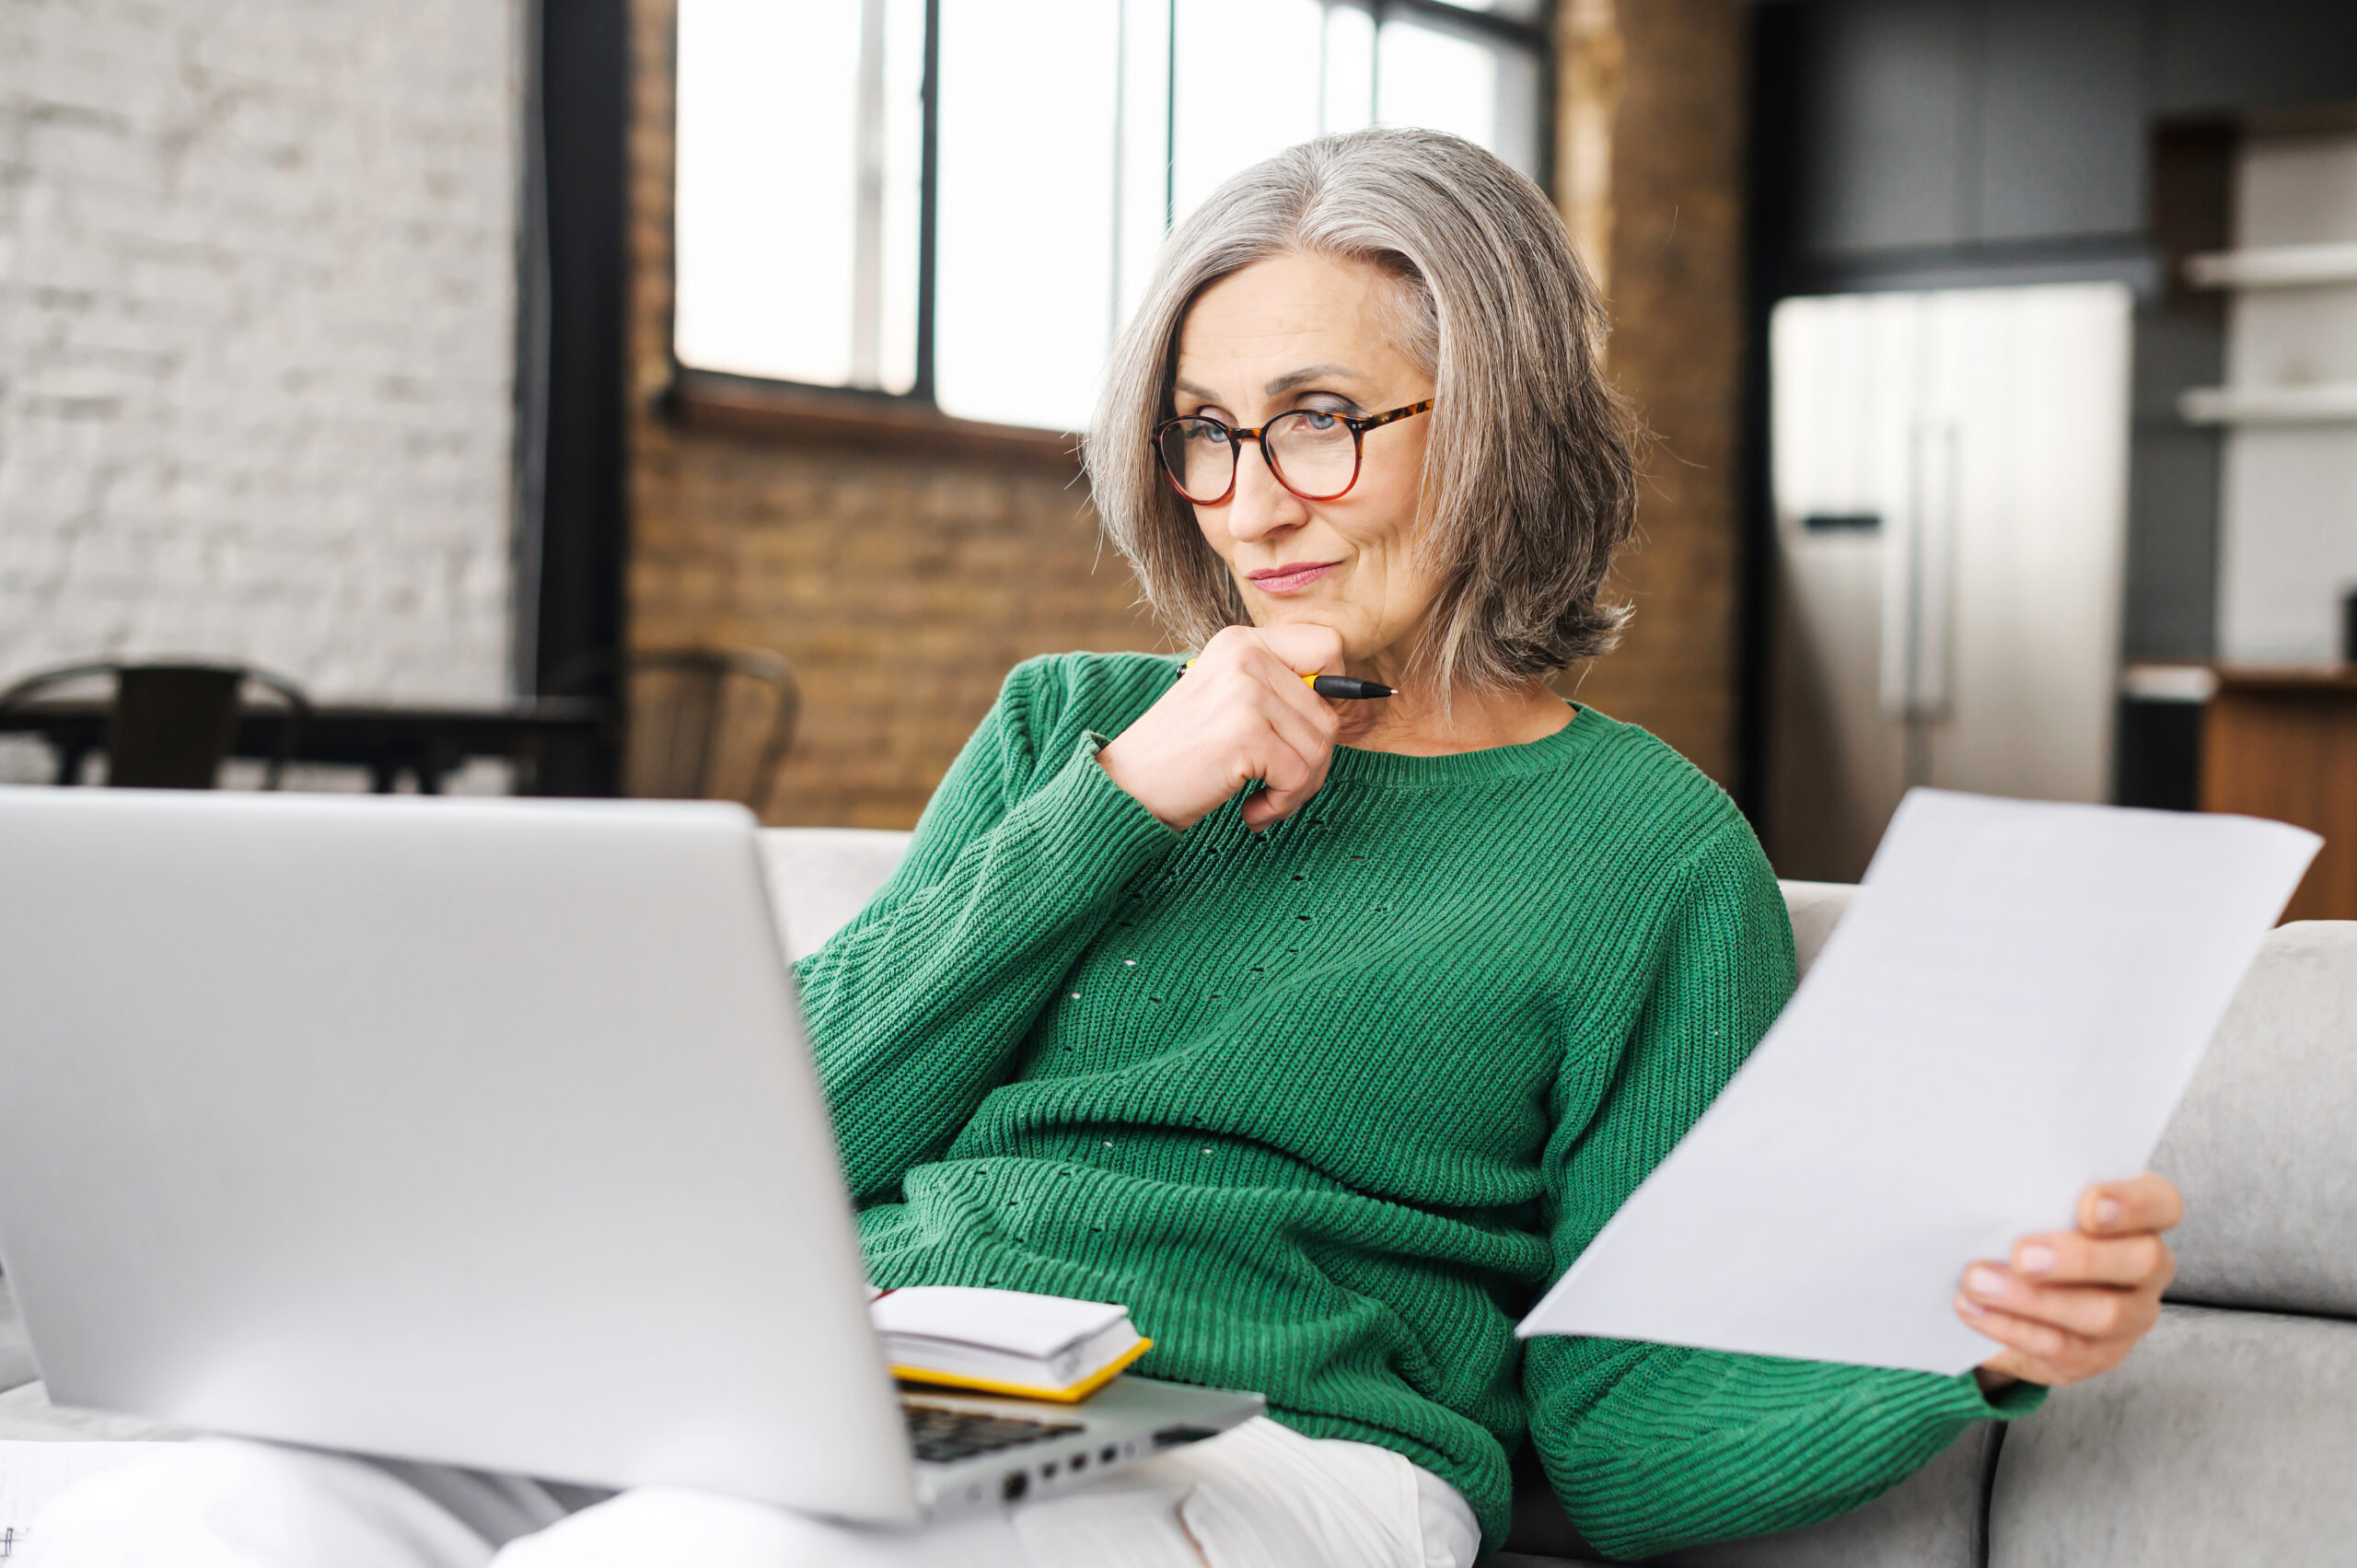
[[1159, 411, 1360, 503]]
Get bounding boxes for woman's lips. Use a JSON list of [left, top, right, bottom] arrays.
[[1246, 560, 1341, 595]]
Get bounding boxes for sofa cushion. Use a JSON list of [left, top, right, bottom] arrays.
[[1497, 1421, 1997, 1568], [1988, 1303, 2357, 1568], [756, 828, 916, 960], [1779, 880, 1855, 980], [2147, 921, 2357, 1318], [1653, 1422, 1999, 1568]]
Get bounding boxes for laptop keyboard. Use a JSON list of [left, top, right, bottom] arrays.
[[901, 1400, 1084, 1465]]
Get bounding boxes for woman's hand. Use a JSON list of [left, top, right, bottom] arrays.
[[1958, 1172, 2183, 1393], [1097, 624, 1346, 833]]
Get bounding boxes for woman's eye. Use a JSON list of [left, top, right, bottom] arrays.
[[1298, 411, 1339, 430], [1197, 424, 1231, 446]]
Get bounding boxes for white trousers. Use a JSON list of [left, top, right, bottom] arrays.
[[26, 1417, 1480, 1568]]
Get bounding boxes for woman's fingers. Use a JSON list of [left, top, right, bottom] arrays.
[[1241, 691, 1337, 827], [1243, 722, 1323, 823], [1227, 631, 1342, 830], [1098, 621, 1350, 832], [1253, 621, 1347, 681], [1960, 1304, 2112, 1388], [2079, 1172, 2184, 1236], [1959, 1262, 2160, 1341], [1960, 1171, 2185, 1389], [2009, 1229, 2175, 1290]]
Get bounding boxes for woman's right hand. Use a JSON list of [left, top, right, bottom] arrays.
[[1097, 624, 1345, 833]]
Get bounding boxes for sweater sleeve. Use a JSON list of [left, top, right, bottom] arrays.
[[1524, 817, 2044, 1563], [795, 659, 1177, 1203]]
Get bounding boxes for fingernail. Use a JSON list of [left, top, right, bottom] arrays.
[[1956, 1294, 1987, 1317], [2096, 1199, 2123, 1227], [1967, 1266, 2008, 1297], [2019, 1245, 2057, 1275]]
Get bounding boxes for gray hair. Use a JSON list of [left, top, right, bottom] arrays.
[[1084, 126, 1637, 693]]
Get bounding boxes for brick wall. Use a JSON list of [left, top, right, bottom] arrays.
[[0, 0, 523, 723], [1554, 0, 1747, 788], [625, 0, 1747, 826]]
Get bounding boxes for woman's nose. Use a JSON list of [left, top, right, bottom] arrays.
[[1223, 440, 1307, 543]]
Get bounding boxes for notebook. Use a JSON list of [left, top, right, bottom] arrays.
[[869, 1287, 1152, 1403]]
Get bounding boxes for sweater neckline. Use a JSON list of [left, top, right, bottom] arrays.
[[1321, 703, 1603, 788]]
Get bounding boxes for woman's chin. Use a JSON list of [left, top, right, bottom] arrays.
[[1253, 606, 1359, 643]]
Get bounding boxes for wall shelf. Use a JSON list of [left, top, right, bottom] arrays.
[[2186, 242, 2357, 289], [2179, 383, 2357, 425]]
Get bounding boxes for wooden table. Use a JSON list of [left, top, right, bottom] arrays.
[[2200, 666, 2357, 922], [0, 698, 612, 795]]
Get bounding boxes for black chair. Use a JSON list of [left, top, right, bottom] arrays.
[[0, 661, 311, 789], [546, 647, 799, 810]]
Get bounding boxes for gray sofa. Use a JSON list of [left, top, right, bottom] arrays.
[[5, 836, 2352, 1567]]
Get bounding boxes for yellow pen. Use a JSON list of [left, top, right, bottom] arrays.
[[1179, 658, 1395, 700]]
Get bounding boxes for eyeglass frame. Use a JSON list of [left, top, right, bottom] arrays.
[[1150, 399, 1436, 505]]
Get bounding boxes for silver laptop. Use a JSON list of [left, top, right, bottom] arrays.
[[0, 787, 1259, 1524]]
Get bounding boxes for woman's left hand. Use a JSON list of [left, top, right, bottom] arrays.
[[1957, 1171, 2183, 1392]]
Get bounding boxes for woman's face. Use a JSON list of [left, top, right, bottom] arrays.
[[1171, 251, 1442, 670]]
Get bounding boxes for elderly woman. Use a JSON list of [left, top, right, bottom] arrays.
[[34, 128, 2178, 1568], [791, 124, 2181, 1564]]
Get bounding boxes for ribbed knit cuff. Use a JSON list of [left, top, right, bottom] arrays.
[[1008, 728, 1176, 889], [1867, 1370, 2049, 1452], [1963, 1371, 2049, 1420]]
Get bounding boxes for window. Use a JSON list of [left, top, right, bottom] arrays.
[[674, 0, 1551, 436]]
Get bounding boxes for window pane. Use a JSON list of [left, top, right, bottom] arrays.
[[1435, 0, 1544, 21], [933, 0, 1122, 431], [1322, 3, 1376, 134], [1113, 0, 1174, 335], [875, 0, 926, 391], [1376, 17, 1543, 180], [674, 0, 923, 392], [1170, 0, 1327, 220]]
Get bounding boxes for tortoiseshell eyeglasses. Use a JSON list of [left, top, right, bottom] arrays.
[[1152, 400, 1435, 505]]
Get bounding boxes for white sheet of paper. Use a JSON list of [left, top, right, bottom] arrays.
[[1518, 789, 2321, 1375]]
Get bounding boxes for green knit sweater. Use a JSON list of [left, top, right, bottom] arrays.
[[798, 653, 2039, 1561]]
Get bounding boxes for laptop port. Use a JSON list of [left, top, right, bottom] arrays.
[[1002, 1472, 1028, 1503], [1152, 1424, 1220, 1451]]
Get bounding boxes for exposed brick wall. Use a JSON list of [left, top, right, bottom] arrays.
[[625, 0, 1160, 829], [0, 0, 523, 710], [1555, 0, 1747, 788], [625, 0, 1746, 824]]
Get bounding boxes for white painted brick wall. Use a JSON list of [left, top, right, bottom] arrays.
[[0, 0, 522, 715]]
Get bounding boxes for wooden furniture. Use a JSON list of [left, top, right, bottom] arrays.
[[0, 661, 310, 789], [2201, 666, 2357, 921], [549, 647, 800, 810], [0, 696, 608, 795]]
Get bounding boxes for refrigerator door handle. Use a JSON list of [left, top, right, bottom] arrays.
[[1914, 419, 1958, 718], [1880, 419, 1958, 726], [1879, 423, 1924, 720]]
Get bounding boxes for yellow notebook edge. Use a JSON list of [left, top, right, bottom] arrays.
[[889, 1335, 1155, 1404]]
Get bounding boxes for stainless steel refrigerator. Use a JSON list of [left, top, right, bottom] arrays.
[[1765, 283, 2134, 883]]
